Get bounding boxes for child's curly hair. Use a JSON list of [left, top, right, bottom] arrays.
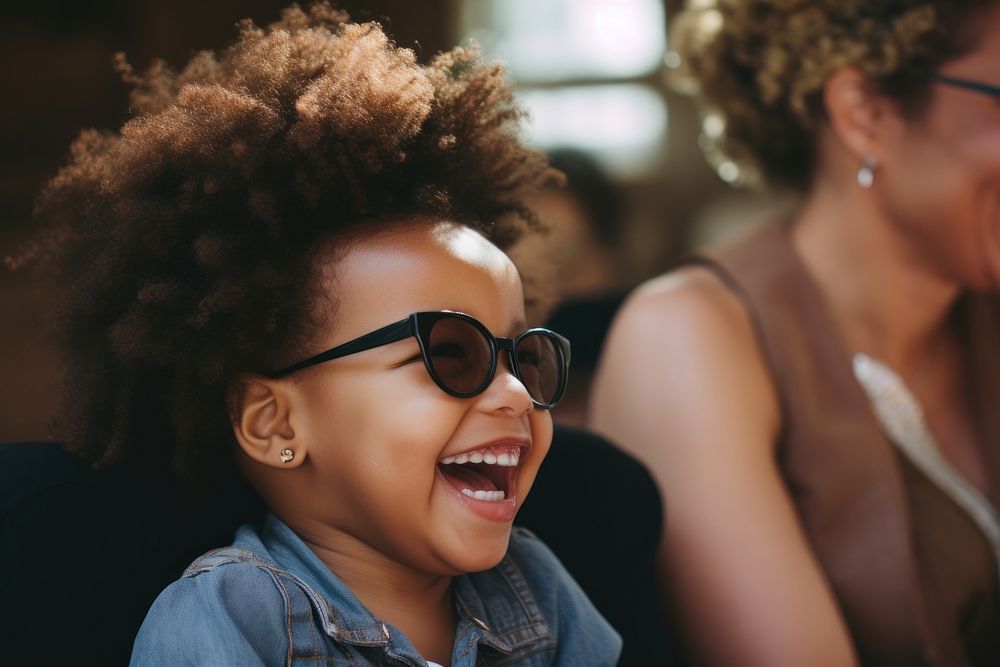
[[22, 3, 558, 479], [669, 0, 997, 188]]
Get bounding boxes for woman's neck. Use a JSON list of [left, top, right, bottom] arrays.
[[791, 178, 961, 379]]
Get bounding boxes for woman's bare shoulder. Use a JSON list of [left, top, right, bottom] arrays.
[[589, 263, 780, 460], [599, 262, 776, 411], [625, 264, 749, 333]]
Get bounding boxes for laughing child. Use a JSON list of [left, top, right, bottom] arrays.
[[28, 4, 621, 665]]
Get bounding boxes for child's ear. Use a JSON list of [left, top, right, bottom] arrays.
[[229, 375, 306, 469]]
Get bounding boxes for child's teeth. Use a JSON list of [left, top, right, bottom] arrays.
[[461, 489, 506, 501], [440, 447, 521, 466]]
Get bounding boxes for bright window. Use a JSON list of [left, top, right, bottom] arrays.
[[518, 84, 667, 178], [460, 0, 668, 178], [462, 0, 666, 83]]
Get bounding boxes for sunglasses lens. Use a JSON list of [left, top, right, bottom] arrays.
[[426, 317, 493, 394], [516, 332, 562, 406]]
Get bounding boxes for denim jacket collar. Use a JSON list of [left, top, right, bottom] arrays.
[[453, 553, 553, 652], [186, 514, 552, 660]]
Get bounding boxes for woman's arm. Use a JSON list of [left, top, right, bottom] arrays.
[[588, 267, 857, 667]]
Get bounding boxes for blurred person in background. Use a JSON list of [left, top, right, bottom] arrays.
[[590, 0, 1000, 664], [512, 148, 629, 426]]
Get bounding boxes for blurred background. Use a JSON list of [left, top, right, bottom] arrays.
[[0, 0, 778, 437]]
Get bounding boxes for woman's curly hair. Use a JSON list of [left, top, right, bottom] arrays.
[[23, 3, 557, 479], [669, 0, 997, 188]]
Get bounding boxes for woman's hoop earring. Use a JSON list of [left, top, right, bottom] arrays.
[[279, 449, 295, 464], [857, 156, 877, 189]]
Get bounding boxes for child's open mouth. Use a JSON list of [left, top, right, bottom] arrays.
[[437, 445, 522, 502]]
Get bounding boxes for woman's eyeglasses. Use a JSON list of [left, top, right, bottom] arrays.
[[268, 311, 571, 409], [931, 74, 1000, 100]]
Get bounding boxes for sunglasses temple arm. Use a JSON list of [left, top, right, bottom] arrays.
[[932, 74, 1000, 98], [267, 318, 413, 377]]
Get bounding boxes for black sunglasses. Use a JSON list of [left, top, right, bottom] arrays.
[[268, 311, 571, 409], [931, 74, 1000, 100]]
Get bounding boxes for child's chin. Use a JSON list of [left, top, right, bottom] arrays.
[[448, 535, 511, 574]]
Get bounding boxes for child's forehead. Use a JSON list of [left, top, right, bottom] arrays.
[[426, 223, 504, 264], [312, 219, 527, 334], [328, 219, 516, 281]]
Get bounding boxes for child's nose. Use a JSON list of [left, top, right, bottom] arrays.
[[481, 351, 534, 416]]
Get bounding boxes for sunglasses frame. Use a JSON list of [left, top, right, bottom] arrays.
[[931, 73, 1000, 100], [267, 310, 571, 409]]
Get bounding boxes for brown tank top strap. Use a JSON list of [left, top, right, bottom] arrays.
[[685, 221, 944, 665], [962, 294, 1000, 508]]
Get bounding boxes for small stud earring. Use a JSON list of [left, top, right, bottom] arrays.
[[279, 448, 294, 464], [857, 156, 877, 189]]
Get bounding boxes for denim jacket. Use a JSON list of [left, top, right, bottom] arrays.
[[130, 514, 621, 666]]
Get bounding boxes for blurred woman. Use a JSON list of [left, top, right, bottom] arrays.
[[589, 1, 1000, 664]]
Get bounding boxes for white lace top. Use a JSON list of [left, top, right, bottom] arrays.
[[853, 353, 1000, 586]]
